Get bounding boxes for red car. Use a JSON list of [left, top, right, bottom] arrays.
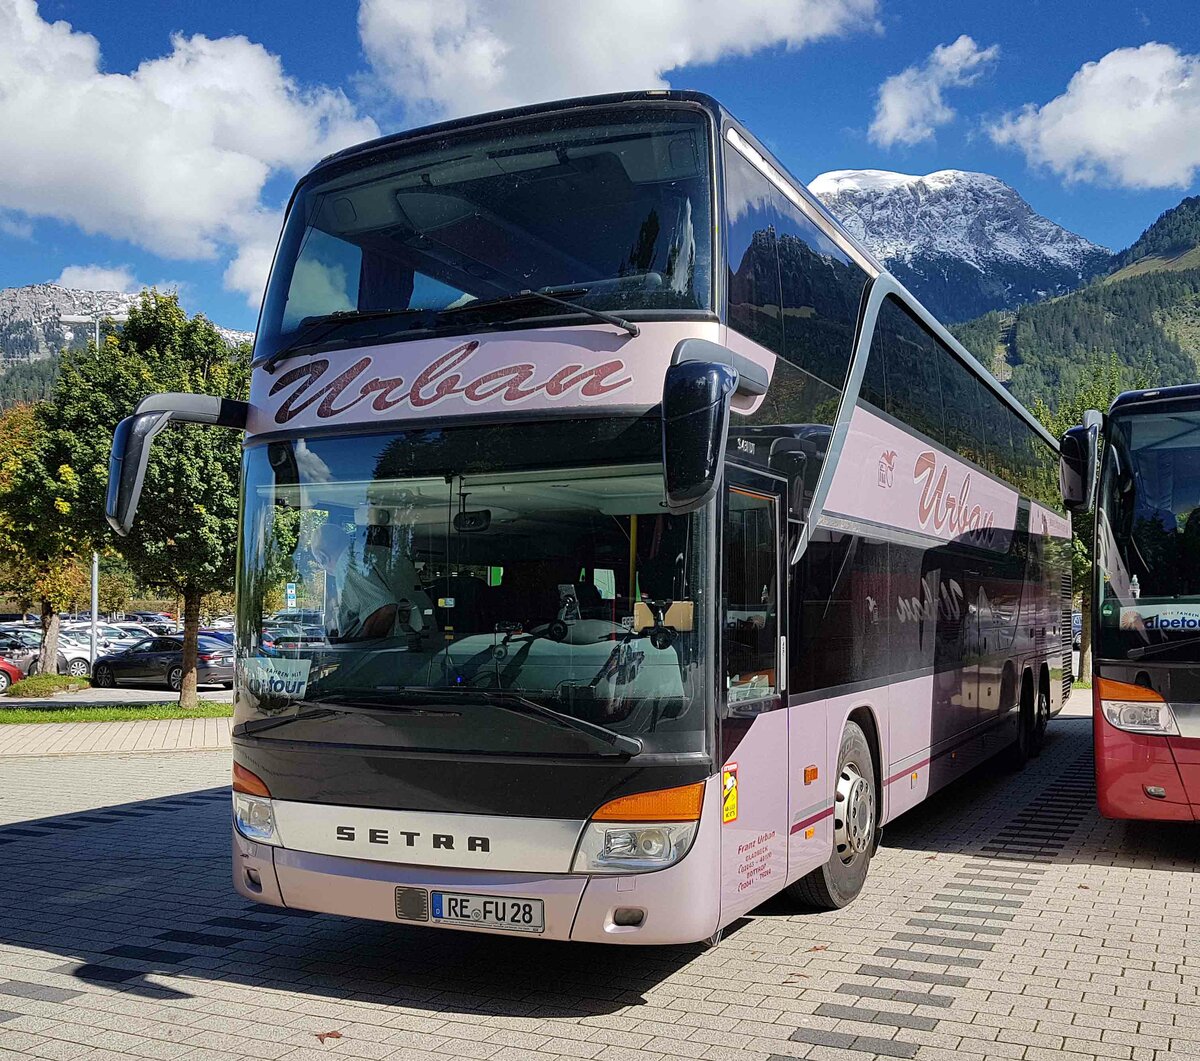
[[0, 655, 21, 694]]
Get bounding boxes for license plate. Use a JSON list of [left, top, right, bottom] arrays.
[[431, 890, 544, 933]]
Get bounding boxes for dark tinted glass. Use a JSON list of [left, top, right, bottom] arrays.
[[724, 145, 782, 352], [937, 348, 978, 462], [257, 106, 714, 361], [773, 189, 867, 388], [727, 357, 841, 522], [977, 385, 1013, 480], [875, 297, 944, 443]]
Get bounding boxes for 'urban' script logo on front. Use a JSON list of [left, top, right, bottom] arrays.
[[269, 340, 634, 424]]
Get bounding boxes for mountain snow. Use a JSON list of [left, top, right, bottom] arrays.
[[0, 284, 254, 361], [809, 169, 1111, 320]]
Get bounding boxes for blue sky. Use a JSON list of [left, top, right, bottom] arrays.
[[2, 0, 1199, 332]]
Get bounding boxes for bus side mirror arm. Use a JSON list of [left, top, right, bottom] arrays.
[[106, 393, 249, 536], [1059, 412, 1101, 515], [662, 339, 768, 515]]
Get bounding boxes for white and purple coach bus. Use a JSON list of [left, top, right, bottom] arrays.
[[106, 91, 1071, 944]]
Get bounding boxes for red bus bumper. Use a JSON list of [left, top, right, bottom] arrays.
[[1094, 700, 1200, 821]]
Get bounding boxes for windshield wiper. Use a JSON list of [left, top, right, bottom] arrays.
[[262, 285, 639, 374], [262, 309, 435, 373], [1128, 634, 1200, 660], [234, 698, 460, 737], [400, 686, 643, 756], [442, 286, 640, 337]]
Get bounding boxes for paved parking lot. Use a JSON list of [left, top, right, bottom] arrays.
[[0, 715, 1197, 1061]]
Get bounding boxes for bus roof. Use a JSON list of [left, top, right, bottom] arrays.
[[1110, 383, 1200, 414], [304, 89, 1057, 453]]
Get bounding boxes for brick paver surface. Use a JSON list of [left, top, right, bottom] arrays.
[[0, 716, 232, 757], [0, 714, 1197, 1061]]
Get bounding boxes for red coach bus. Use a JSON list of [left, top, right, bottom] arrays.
[[1063, 385, 1200, 821]]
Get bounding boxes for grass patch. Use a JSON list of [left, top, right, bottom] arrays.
[[0, 700, 232, 724], [7, 674, 90, 698], [1072, 680, 1092, 690]]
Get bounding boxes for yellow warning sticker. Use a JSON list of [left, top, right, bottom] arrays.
[[722, 764, 738, 824]]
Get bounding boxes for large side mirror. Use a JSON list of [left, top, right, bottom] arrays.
[[661, 339, 769, 514], [106, 392, 249, 536], [1059, 412, 1101, 514]]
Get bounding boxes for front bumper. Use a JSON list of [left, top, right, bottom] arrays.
[[1094, 709, 1200, 821], [232, 784, 724, 945]]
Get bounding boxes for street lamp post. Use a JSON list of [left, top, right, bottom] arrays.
[[60, 311, 129, 667]]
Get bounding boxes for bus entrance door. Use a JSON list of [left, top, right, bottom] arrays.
[[719, 471, 790, 920]]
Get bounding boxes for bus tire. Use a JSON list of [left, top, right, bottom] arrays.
[[1031, 678, 1051, 757], [786, 721, 876, 910], [1004, 677, 1034, 771]]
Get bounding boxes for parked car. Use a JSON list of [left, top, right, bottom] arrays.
[[199, 628, 235, 645], [270, 609, 323, 626], [0, 655, 22, 693], [92, 635, 235, 691], [1072, 611, 1082, 650], [0, 630, 91, 677]]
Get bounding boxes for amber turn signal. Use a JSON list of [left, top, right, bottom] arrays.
[[1096, 677, 1163, 703], [233, 762, 271, 797], [592, 781, 704, 822]]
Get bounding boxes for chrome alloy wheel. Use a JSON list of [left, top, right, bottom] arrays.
[[834, 760, 875, 863]]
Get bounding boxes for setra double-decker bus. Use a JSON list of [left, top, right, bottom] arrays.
[[1062, 385, 1200, 821], [106, 91, 1071, 944]]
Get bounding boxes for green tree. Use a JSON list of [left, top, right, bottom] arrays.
[[0, 401, 93, 669], [1030, 355, 1143, 682], [10, 292, 250, 706]]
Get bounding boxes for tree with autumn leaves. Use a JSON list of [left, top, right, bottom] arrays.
[[2, 292, 250, 706]]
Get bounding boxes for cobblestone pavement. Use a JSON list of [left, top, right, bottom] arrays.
[[0, 717, 1197, 1061]]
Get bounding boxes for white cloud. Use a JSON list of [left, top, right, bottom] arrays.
[[869, 35, 998, 148], [358, 0, 879, 121], [0, 0, 379, 305], [989, 42, 1200, 190], [53, 264, 141, 292]]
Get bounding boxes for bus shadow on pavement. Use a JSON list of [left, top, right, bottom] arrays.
[[875, 715, 1200, 869], [0, 788, 699, 1014]]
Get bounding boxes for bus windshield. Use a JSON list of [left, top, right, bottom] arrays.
[[236, 417, 711, 755], [255, 104, 714, 364], [1096, 402, 1200, 662]]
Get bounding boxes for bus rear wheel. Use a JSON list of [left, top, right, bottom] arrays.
[[1031, 681, 1050, 757], [787, 721, 876, 910]]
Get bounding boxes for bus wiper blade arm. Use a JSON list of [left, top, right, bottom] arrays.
[[1128, 634, 1200, 660], [443, 287, 639, 338], [262, 309, 434, 373], [403, 686, 643, 756], [234, 697, 460, 737]]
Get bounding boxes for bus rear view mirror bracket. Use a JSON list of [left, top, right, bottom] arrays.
[[662, 339, 768, 515], [106, 392, 250, 536], [1059, 411, 1101, 514]]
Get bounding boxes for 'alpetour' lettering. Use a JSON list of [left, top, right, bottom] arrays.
[[269, 341, 634, 425]]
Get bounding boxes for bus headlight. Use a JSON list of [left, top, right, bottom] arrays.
[[573, 821, 698, 873], [1098, 677, 1179, 735], [572, 781, 704, 874], [233, 793, 280, 845], [1101, 700, 1179, 735]]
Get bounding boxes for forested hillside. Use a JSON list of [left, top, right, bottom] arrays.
[[0, 355, 58, 408], [1108, 196, 1200, 273], [952, 270, 1200, 408], [952, 192, 1200, 410]]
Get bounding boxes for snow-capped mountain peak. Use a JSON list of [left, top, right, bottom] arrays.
[[0, 283, 253, 361], [809, 168, 1111, 321]]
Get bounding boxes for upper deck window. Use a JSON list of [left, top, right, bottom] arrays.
[[257, 105, 714, 363]]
